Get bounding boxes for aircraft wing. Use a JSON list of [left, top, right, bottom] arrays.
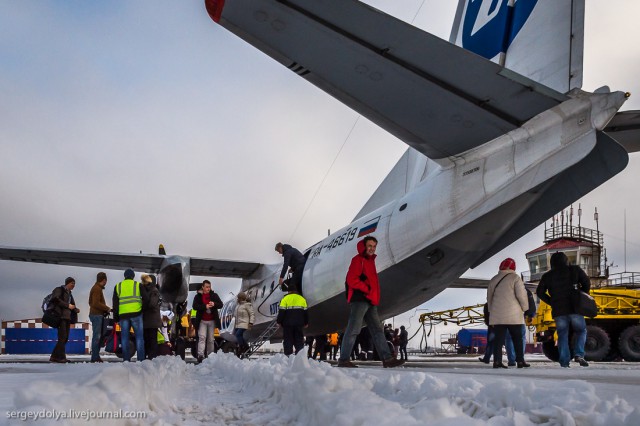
[[0, 246, 164, 272], [0, 246, 261, 278], [206, 0, 566, 159], [605, 110, 640, 153], [190, 257, 261, 278], [449, 277, 490, 289]]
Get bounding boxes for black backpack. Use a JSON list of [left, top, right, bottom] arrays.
[[42, 291, 55, 312]]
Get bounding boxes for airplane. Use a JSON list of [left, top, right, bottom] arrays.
[[1, 0, 639, 348]]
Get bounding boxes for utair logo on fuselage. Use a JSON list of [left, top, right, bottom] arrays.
[[462, 0, 538, 60]]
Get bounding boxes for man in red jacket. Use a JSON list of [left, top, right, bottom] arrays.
[[337, 236, 404, 368]]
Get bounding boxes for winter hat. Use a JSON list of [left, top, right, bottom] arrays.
[[499, 258, 516, 271], [124, 268, 135, 279]]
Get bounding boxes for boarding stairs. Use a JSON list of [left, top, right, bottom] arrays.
[[241, 318, 279, 359]]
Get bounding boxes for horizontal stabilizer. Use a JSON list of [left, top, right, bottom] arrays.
[[605, 110, 640, 153], [208, 0, 566, 159], [0, 246, 164, 272]]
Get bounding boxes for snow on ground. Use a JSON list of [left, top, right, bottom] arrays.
[[1, 353, 639, 425]]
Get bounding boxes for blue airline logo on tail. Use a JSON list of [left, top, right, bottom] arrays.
[[462, 0, 538, 60]]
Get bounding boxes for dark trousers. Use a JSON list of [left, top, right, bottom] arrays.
[[399, 344, 408, 360], [282, 326, 304, 356], [313, 336, 327, 360], [144, 328, 158, 360], [51, 320, 70, 360], [493, 324, 525, 364]]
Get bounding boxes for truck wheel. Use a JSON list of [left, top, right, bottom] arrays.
[[618, 325, 640, 362], [542, 341, 559, 362], [584, 325, 610, 361]]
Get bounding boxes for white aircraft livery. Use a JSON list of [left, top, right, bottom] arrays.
[[1, 0, 639, 347]]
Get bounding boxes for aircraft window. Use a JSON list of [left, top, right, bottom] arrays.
[[399, 203, 407, 211], [261, 286, 265, 298], [270, 281, 274, 291]]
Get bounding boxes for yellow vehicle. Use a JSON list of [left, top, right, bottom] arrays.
[[533, 277, 640, 361], [526, 210, 640, 362]]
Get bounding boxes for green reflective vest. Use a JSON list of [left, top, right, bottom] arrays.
[[116, 279, 142, 315], [157, 329, 165, 344]]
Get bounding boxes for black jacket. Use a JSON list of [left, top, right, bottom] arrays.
[[537, 265, 590, 318], [142, 285, 163, 329], [192, 291, 224, 329], [51, 285, 74, 321], [399, 329, 408, 346], [280, 244, 306, 279]]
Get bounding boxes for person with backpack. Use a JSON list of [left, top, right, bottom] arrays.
[[536, 251, 591, 368], [88, 272, 111, 363], [49, 277, 80, 363]]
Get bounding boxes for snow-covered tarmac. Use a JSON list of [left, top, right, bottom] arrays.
[[1, 353, 638, 425]]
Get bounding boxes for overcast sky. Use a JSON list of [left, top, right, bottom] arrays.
[[1, 1, 639, 340]]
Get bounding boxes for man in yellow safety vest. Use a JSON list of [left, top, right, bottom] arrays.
[[112, 268, 146, 362]]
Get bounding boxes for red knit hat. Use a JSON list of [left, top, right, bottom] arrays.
[[499, 258, 516, 271]]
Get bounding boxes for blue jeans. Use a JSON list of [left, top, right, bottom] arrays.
[[234, 328, 247, 347], [120, 314, 145, 362], [555, 314, 586, 366], [89, 314, 104, 361], [481, 326, 495, 362], [506, 324, 527, 364], [339, 302, 391, 362]]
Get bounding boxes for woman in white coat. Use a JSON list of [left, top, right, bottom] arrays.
[[234, 292, 255, 356], [486, 258, 530, 369]]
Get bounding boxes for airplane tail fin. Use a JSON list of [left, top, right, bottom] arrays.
[[450, 0, 584, 94]]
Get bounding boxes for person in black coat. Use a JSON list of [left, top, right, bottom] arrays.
[[275, 243, 306, 293], [49, 277, 80, 363], [399, 325, 409, 361], [141, 274, 162, 360], [537, 251, 591, 367], [192, 280, 223, 361]]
